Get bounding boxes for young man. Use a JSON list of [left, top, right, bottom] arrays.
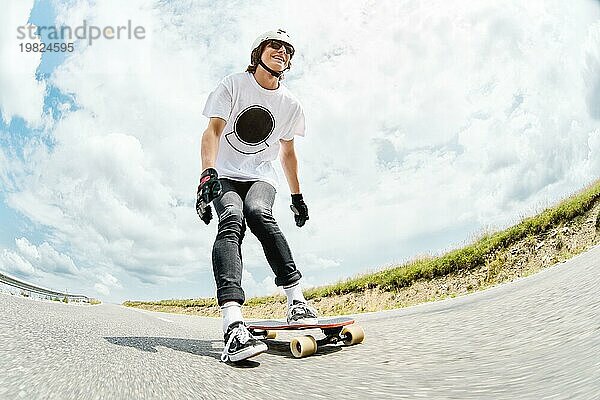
[[197, 29, 318, 363]]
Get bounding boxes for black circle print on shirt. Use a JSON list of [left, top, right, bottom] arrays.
[[225, 105, 274, 154]]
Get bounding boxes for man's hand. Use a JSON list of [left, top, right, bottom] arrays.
[[196, 168, 222, 225], [290, 193, 309, 227], [196, 202, 213, 225]]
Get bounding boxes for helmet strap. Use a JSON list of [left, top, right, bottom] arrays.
[[258, 59, 284, 78]]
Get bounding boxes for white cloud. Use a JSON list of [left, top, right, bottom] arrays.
[[242, 269, 279, 299], [15, 237, 40, 260], [0, 146, 9, 188], [37, 242, 79, 276], [0, 1, 45, 125], [0, 249, 35, 277], [296, 252, 341, 271], [99, 272, 121, 288], [277, 0, 600, 246], [94, 283, 110, 296], [91, 272, 122, 296], [1, 0, 600, 303], [14, 237, 79, 276]]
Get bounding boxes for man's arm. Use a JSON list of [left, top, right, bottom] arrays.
[[280, 138, 309, 227], [279, 138, 300, 194], [196, 117, 226, 225], [201, 117, 226, 170]]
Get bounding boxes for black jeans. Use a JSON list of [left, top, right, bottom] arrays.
[[212, 179, 302, 306]]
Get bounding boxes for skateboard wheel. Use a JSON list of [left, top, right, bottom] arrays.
[[341, 324, 365, 345], [265, 330, 277, 340], [290, 335, 317, 358]]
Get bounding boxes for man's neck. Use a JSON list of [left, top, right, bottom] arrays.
[[253, 67, 280, 90]]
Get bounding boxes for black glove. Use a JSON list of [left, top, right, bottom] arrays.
[[196, 168, 222, 225], [197, 202, 213, 225], [290, 193, 309, 227]]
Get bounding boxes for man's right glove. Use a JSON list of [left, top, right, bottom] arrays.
[[196, 168, 222, 225], [290, 193, 309, 227]]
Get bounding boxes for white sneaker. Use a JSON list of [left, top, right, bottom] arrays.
[[287, 300, 319, 325], [221, 321, 268, 362]]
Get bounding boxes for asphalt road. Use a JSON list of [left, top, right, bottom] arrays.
[[1, 245, 599, 399]]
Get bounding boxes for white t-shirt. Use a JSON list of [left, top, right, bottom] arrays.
[[202, 72, 306, 189]]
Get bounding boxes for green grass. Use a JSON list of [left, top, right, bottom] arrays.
[[123, 294, 287, 308], [123, 298, 219, 308], [124, 178, 600, 309], [304, 178, 600, 299]]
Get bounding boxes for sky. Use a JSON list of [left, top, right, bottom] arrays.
[[0, 0, 599, 304]]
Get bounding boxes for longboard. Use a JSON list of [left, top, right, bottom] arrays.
[[247, 317, 365, 358]]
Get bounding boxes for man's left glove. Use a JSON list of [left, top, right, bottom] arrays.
[[196, 168, 222, 225], [290, 193, 309, 227]]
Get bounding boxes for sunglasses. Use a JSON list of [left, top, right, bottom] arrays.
[[267, 40, 294, 56]]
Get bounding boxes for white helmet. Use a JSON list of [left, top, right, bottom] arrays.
[[251, 29, 295, 55]]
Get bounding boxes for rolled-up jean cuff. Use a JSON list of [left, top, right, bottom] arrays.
[[275, 270, 302, 287], [217, 288, 245, 307]]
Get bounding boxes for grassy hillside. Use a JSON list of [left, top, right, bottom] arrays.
[[305, 179, 600, 298], [124, 179, 600, 314]]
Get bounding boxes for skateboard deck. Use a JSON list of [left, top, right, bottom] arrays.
[[248, 316, 355, 330], [247, 317, 365, 358]]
